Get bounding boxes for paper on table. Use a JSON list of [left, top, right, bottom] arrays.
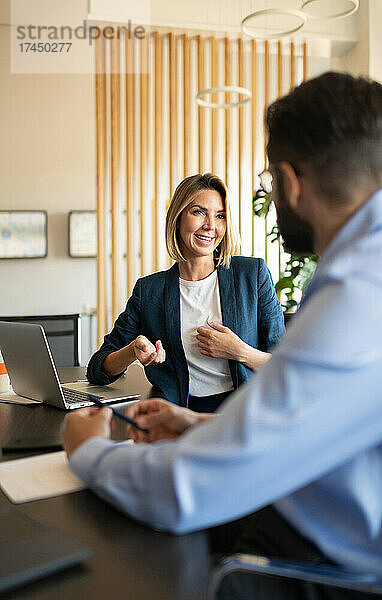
[[0, 451, 86, 503], [0, 389, 42, 405]]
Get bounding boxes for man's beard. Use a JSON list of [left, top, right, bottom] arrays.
[[275, 170, 315, 255]]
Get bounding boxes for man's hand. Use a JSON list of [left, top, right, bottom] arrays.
[[196, 320, 245, 361], [125, 398, 211, 443], [133, 336, 166, 366], [61, 407, 112, 458]]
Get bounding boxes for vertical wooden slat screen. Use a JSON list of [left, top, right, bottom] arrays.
[[140, 37, 149, 277], [167, 32, 177, 267], [263, 40, 270, 263], [94, 32, 309, 339], [197, 35, 206, 174], [251, 40, 257, 257], [303, 41, 308, 81], [110, 32, 121, 324], [95, 34, 107, 346], [224, 37, 231, 188], [238, 38, 244, 236], [277, 40, 283, 279], [210, 37, 218, 175], [169, 32, 177, 199], [153, 32, 163, 273], [290, 40, 295, 90], [183, 35, 191, 178], [125, 35, 135, 296]]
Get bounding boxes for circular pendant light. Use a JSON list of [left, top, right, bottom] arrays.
[[196, 85, 252, 109], [241, 8, 307, 39], [301, 0, 359, 20]]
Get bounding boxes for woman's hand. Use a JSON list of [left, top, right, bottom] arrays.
[[62, 407, 112, 458], [196, 320, 271, 371], [103, 336, 166, 377], [133, 336, 166, 366], [125, 398, 212, 443], [196, 320, 246, 361]]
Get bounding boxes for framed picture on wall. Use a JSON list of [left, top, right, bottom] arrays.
[[68, 211, 97, 258], [0, 211, 47, 259], [68, 210, 127, 258]]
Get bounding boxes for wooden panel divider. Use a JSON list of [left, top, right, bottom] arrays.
[[153, 32, 163, 272], [290, 40, 295, 90], [238, 38, 244, 236], [95, 34, 107, 345], [303, 41, 308, 81], [167, 32, 177, 267], [263, 40, 269, 262], [169, 32, 177, 196], [210, 36, 218, 174], [251, 39, 257, 257], [140, 36, 149, 276], [197, 35, 206, 174], [183, 34, 191, 178], [277, 40, 283, 278], [125, 35, 135, 296], [94, 33, 309, 337], [224, 37, 231, 187], [110, 32, 121, 324]]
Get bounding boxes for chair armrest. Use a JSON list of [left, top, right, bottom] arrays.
[[208, 553, 382, 599]]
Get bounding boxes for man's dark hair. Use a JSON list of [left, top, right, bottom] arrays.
[[266, 71, 382, 202]]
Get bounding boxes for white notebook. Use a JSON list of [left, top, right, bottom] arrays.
[[0, 451, 85, 503]]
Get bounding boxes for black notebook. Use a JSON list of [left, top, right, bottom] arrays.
[[0, 496, 91, 594]]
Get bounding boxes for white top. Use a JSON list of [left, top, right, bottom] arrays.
[[179, 269, 233, 397]]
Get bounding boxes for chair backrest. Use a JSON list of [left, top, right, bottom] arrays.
[[0, 315, 80, 367]]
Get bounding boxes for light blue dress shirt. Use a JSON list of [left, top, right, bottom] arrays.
[[71, 189, 382, 572]]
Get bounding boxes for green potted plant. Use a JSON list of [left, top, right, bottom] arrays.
[[253, 187, 319, 313]]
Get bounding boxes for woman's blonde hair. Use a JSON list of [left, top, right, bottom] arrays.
[[165, 173, 241, 268]]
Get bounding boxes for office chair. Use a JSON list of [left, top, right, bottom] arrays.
[[0, 314, 80, 367], [208, 553, 382, 600]]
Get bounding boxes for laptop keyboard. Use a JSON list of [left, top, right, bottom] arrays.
[[62, 388, 101, 405]]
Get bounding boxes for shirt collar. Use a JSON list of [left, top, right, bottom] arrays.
[[316, 188, 382, 269]]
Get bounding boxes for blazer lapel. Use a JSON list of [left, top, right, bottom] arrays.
[[164, 264, 189, 406], [217, 264, 239, 388]]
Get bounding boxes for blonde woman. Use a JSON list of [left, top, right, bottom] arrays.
[[87, 173, 284, 412]]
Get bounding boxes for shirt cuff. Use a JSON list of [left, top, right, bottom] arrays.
[[69, 437, 116, 485]]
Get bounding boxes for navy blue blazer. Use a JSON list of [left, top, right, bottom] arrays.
[[87, 256, 285, 407]]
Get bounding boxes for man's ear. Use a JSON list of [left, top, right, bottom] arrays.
[[279, 161, 301, 211]]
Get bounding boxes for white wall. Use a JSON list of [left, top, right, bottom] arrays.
[[333, 0, 382, 83], [0, 25, 96, 318]]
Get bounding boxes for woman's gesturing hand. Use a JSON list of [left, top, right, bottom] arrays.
[[196, 320, 245, 361], [125, 398, 211, 443], [133, 336, 166, 366]]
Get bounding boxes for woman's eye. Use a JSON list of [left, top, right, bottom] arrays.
[[217, 214, 226, 220], [192, 209, 204, 215]]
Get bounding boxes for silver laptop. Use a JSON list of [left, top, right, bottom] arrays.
[[0, 321, 140, 409]]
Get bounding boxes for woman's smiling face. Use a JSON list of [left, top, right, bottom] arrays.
[[178, 190, 227, 261]]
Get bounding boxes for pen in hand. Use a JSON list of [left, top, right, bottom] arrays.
[[90, 397, 150, 434]]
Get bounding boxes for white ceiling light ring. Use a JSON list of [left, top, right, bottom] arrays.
[[196, 86, 252, 109], [241, 8, 307, 40], [301, 0, 359, 20]]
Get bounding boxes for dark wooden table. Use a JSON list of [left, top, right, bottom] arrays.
[[0, 367, 212, 600]]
